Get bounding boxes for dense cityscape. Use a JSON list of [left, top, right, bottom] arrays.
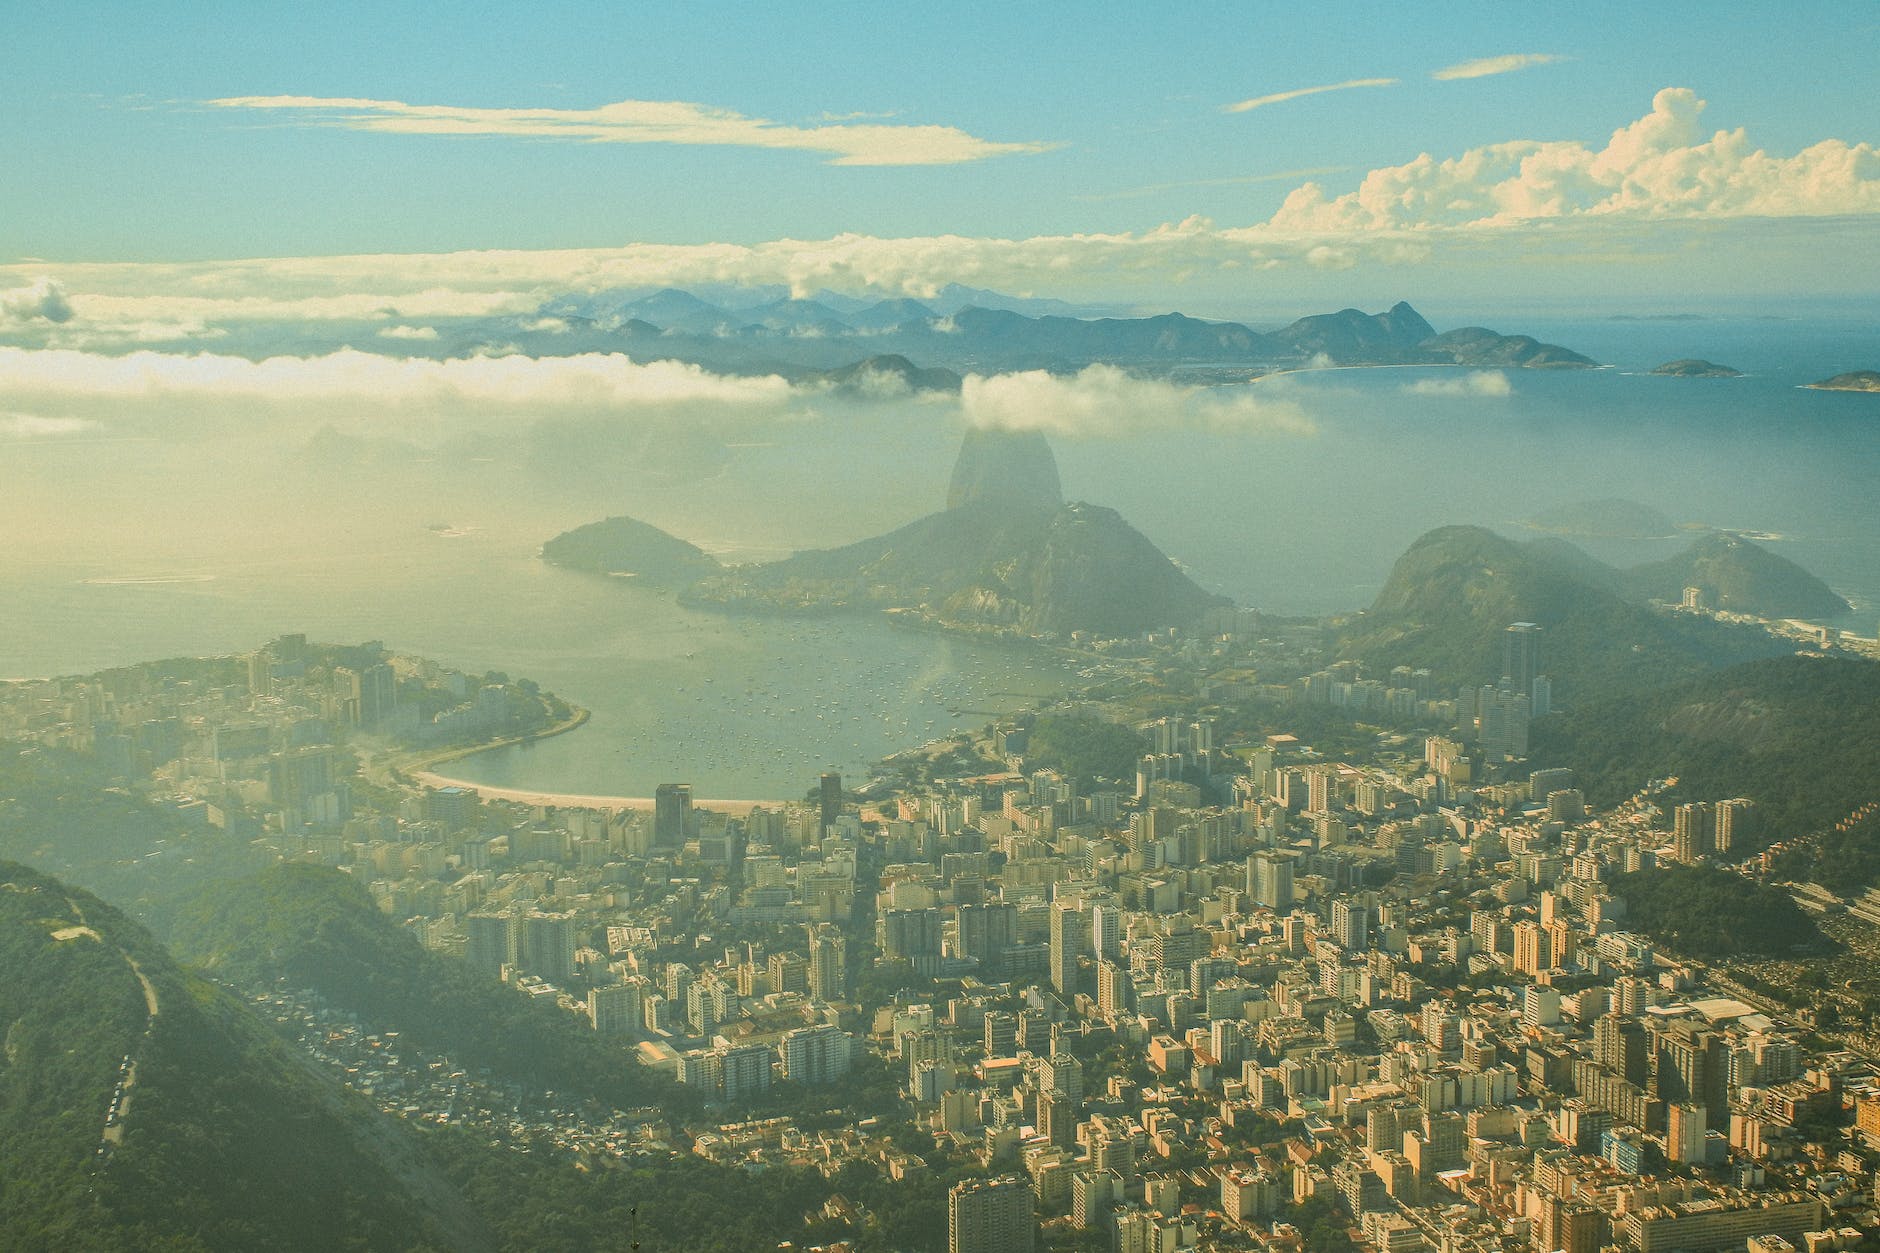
[[6, 595, 1880, 1252]]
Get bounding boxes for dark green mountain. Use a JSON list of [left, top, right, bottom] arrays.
[[685, 498, 1224, 638], [1271, 303, 1595, 368], [0, 860, 488, 1252], [814, 353, 963, 395], [541, 515, 721, 585], [1420, 327, 1596, 368], [1272, 301, 1436, 361], [1620, 530, 1851, 618], [1337, 525, 1787, 700]]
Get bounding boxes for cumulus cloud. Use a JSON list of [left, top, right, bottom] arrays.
[[208, 94, 1054, 166], [1269, 88, 1880, 230], [1224, 78, 1397, 113], [961, 364, 1315, 437], [0, 346, 794, 413], [376, 324, 439, 341], [1, 278, 75, 325], [6, 89, 1876, 330], [1433, 53, 1564, 81], [1403, 370, 1512, 397]]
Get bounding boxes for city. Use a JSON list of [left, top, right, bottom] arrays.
[[5, 601, 1879, 1252]]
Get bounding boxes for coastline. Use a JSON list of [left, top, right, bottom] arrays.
[[408, 770, 783, 814]]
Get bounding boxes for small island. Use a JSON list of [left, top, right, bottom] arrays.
[[1651, 358, 1741, 378], [1807, 370, 1880, 393], [540, 515, 721, 586]]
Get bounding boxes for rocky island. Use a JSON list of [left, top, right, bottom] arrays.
[[1807, 370, 1880, 392], [1651, 358, 1742, 378]]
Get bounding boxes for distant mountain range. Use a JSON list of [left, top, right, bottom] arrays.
[[427, 293, 1598, 381], [545, 428, 1223, 639]]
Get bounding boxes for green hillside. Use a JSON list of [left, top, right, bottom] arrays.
[[168, 864, 687, 1116], [1336, 526, 1785, 702], [1620, 530, 1851, 618], [1529, 654, 1880, 859], [0, 860, 484, 1251]]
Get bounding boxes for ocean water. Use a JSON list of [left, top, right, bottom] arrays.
[[1, 313, 1874, 797]]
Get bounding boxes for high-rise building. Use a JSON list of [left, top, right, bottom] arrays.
[[780, 1023, 852, 1084], [1714, 798, 1752, 855], [1673, 803, 1714, 862], [957, 902, 1018, 973], [587, 982, 643, 1035], [1331, 898, 1370, 951], [1512, 920, 1552, 976], [1504, 623, 1542, 699], [949, 1176, 1035, 1253], [518, 911, 575, 983], [1091, 902, 1123, 960], [808, 925, 847, 1002], [984, 1011, 1018, 1058], [819, 771, 843, 832], [1248, 851, 1296, 911], [1048, 900, 1088, 998], [654, 783, 692, 846], [464, 911, 516, 979]]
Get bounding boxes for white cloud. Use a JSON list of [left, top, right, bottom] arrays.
[[1403, 370, 1511, 397], [1433, 53, 1565, 81], [208, 94, 1054, 166], [0, 278, 74, 325], [377, 324, 439, 341], [1224, 78, 1397, 113], [3, 90, 1875, 327], [1268, 88, 1880, 230], [961, 364, 1315, 437], [0, 346, 794, 413]]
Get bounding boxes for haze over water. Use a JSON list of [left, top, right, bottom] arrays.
[[2, 315, 1875, 798]]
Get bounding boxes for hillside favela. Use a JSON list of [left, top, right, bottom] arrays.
[[5, 9, 1880, 1253]]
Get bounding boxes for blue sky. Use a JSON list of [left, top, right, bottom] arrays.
[[1, 1, 1877, 316]]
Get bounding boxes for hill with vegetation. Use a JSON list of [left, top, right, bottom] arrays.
[[1619, 530, 1851, 618], [541, 514, 721, 585], [1650, 359, 1741, 378], [685, 498, 1224, 637], [0, 860, 485, 1251], [1336, 526, 1787, 702], [1611, 864, 1824, 957], [1529, 654, 1880, 860], [663, 428, 1222, 637], [1023, 713, 1150, 785], [167, 863, 686, 1116], [1268, 302, 1596, 368], [1807, 370, 1880, 393]]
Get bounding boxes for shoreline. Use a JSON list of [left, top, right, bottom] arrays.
[[408, 770, 783, 814]]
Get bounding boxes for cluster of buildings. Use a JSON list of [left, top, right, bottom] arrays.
[[7, 624, 1880, 1253]]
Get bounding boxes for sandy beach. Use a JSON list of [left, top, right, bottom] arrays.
[[411, 770, 783, 814]]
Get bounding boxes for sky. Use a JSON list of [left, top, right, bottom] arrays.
[[1, 1, 1877, 339]]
